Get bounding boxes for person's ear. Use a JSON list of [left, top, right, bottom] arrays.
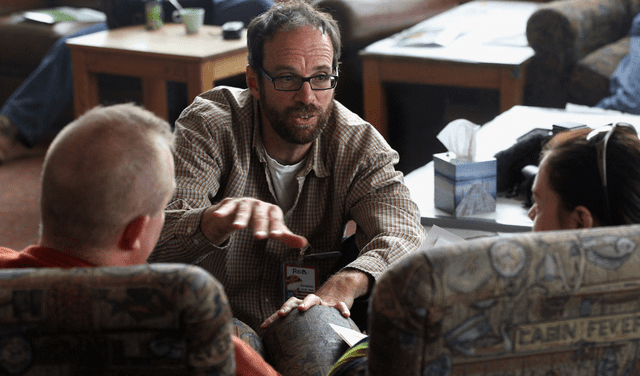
[[246, 65, 260, 100], [118, 215, 150, 251], [570, 205, 595, 229]]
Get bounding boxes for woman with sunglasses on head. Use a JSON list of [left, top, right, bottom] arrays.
[[528, 123, 640, 231]]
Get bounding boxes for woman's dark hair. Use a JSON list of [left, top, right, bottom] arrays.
[[246, 0, 341, 72], [541, 126, 640, 226]]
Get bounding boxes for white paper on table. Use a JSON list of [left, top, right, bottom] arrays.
[[329, 323, 368, 347], [364, 1, 539, 65], [396, 26, 467, 47]]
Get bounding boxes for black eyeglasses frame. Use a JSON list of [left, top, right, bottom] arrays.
[[258, 67, 338, 91]]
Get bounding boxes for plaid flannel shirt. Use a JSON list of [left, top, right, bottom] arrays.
[[150, 86, 425, 332]]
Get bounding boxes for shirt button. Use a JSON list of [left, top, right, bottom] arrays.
[[193, 239, 199, 245], [187, 226, 192, 232], [265, 298, 269, 302]]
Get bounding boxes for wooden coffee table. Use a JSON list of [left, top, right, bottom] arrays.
[[66, 24, 248, 120], [360, 1, 541, 140]]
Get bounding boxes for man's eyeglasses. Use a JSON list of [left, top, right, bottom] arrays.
[[586, 122, 638, 224], [259, 68, 338, 91]]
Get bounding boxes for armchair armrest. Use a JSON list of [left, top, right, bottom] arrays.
[[526, 0, 633, 70]]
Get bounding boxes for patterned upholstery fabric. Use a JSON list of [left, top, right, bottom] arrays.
[[368, 224, 640, 376], [232, 317, 266, 358], [0, 263, 235, 375], [525, 0, 640, 108]]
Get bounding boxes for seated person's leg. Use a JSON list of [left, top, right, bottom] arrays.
[[0, 22, 108, 162], [262, 305, 359, 376]]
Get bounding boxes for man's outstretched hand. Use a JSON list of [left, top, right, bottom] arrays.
[[201, 197, 308, 248]]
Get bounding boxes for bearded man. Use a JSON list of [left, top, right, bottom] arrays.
[[150, 0, 425, 335]]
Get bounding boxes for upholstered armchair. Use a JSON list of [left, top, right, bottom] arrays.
[[0, 263, 235, 375], [525, 0, 640, 108], [368, 224, 640, 375]]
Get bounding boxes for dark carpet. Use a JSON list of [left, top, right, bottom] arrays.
[[0, 147, 47, 250]]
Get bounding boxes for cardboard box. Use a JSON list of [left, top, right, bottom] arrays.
[[433, 152, 497, 216]]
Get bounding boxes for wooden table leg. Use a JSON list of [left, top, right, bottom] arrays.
[[187, 61, 214, 105], [142, 77, 168, 120], [362, 58, 389, 140], [499, 65, 526, 113], [71, 49, 99, 118]]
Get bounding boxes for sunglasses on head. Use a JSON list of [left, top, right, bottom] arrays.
[[585, 122, 638, 224]]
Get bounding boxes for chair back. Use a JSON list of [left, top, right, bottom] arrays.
[[0, 263, 234, 375], [369, 225, 640, 375]]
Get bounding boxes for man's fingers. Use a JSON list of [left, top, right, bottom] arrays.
[[211, 198, 307, 248], [298, 294, 350, 317], [284, 234, 309, 249], [232, 199, 253, 228], [271, 230, 308, 249], [213, 199, 260, 231], [250, 202, 271, 239], [261, 206, 308, 247], [260, 312, 280, 329], [334, 301, 351, 318], [297, 294, 322, 311], [263, 205, 286, 238], [213, 199, 249, 228], [260, 297, 303, 329]]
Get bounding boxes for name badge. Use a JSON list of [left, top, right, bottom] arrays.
[[281, 261, 318, 303]]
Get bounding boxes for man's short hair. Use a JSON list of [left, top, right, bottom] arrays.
[[40, 103, 174, 249], [247, 0, 341, 72]]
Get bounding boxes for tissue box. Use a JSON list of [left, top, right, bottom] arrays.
[[433, 152, 497, 216]]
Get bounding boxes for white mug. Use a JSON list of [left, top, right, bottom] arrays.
[[172, 8, 205, 34]]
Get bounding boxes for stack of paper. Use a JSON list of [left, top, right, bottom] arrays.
[[23, 7, 106, 24]]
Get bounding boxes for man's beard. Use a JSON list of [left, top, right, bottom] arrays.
[[259, 84, 334, 145]]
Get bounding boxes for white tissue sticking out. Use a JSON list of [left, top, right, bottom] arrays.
[[437, 119, 480, 161]]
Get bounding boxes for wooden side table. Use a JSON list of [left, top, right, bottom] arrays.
[[66, 24, 248, 120], [360, 1, 540, 140]]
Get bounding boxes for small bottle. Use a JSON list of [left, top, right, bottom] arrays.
[[145, 0, 163, 30]]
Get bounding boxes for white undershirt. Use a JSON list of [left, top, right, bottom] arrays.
[[264, 152, 307, 213]]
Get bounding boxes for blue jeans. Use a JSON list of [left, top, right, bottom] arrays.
[[595, 12, 640, 114], [1, 22, 108, 147], [2, 0, 273, 147]]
